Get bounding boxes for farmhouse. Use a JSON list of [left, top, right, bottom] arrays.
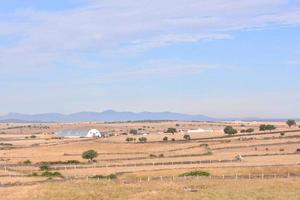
[[56, 128, 101, 138]]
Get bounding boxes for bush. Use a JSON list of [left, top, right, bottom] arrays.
[[30, 135, 37, 139], [0, 143, 13, 146], [183, 134, 191, 140], [163, 136, 168, 141], [82, 150, 98, 162], [171, 138, 175, 141], [245, 128, 254, 133], [126, 137, 134, 142], [129, 129, 138, 135], [179, 171, 210, 177], [89, 174, 117, 179], [41, 171, 63, 178], [259, 124, 276, 131], [158, 154, 164, 158], [138, 137, 147, 143], [23, 160, 32, 165], [149, 154, 157, 158], [224, 126, 237, 135], [39, 164, 50, 171]]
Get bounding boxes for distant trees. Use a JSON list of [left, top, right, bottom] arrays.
[[183, 134, 191, 140], [82, 150, 98, 162], [224, 126, 237, 135], [259, 124, 276, 131], [166, 128, 177, 134], [286, 120, 297, 128]]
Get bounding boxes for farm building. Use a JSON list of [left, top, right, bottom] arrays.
[[56, 128, 101, 138]]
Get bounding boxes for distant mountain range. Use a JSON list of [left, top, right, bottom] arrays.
[[0, 110, 294, 123], [0, 110, 214, 123]]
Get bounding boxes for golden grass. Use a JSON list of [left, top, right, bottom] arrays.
[[3, 178, 296, 200]]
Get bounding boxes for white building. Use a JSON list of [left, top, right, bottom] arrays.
[[56, 128, 101, 138], [187, 128, 213, 133]]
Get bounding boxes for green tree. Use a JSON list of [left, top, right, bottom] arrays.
[[82, 150, 98, 162], [166, 128, 177, 134], [260, 124, 276, 131], [245, 128, 254, 133], [286, 119, 296, 128], [224, 126, 237, 135]]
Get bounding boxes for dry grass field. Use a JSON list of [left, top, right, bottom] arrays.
[[0, 121, 299, 200]]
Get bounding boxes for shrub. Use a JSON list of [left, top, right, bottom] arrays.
[[138, 137, 147, 143], [39, 164, 50, 171], [89, 174, 117, 179], [245, 128, 254, 133], [41, 171, 63, 178], [82, 150, 98, 162], [224, 126, 237, 135], [129, 129, 138, 135], [183, 134, 191, 140], [23, 160, 32, 165], [259, 124, 276, 131], [171, 138, 175, 141], [163, 136, 168, 141], [126, 137, 134, 142], [0, 143, 13, 146], [30, 135, 37, 139], [179, 171, 210, 177], [158, 154, 164, 158], [66, 160, 81, 164], [149, 154, 157, 158]]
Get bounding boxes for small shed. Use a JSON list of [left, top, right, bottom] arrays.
[[56, 128, 101, 138]]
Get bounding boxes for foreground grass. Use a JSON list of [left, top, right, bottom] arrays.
[[9, 178, 295, 200]]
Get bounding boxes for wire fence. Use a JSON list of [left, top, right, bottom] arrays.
[[1, 172, 300, 188]]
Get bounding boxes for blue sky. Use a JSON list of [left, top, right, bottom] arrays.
[[0, 0, 300, 118]]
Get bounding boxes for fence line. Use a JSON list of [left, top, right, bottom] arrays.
[[0, 173, 300, 188], [48, 159, 241, 171]]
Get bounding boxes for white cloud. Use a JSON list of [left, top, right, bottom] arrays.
[[0, 0, 299, 70]]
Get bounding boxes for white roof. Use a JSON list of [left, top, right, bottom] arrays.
[[56, 128, 98, 137]]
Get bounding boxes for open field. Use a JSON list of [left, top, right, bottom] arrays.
[[0, 121, 300, 199], [0, 179, 300, 200]]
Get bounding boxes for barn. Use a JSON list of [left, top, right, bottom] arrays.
[[56, 128, 101, 138]]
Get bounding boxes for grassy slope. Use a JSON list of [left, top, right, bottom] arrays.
[[7, 178, 297, 200]]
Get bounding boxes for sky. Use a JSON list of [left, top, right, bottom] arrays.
[[0, 0, 300, 118]]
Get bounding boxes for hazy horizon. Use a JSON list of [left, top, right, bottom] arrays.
[[1, 0, 300, 118]]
